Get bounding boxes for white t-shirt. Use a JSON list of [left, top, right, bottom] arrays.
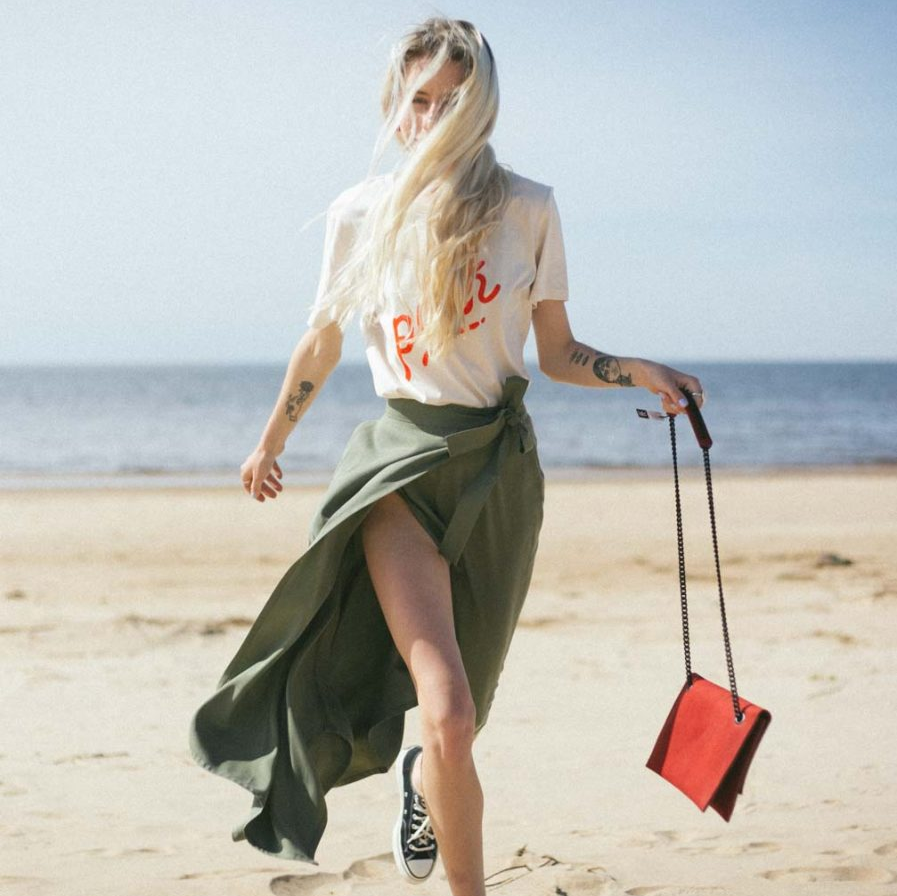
[[307, 171, 569, 407]]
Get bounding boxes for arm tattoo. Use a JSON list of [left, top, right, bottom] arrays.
[[285, 380, 314, 422], [569, 349, 590, 367], [592, 354, 634, 386]]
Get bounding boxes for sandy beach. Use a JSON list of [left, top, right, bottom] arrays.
[[2, 468, 896, 896]]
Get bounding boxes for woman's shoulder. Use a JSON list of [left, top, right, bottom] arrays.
[[504, 169, 556, 206], [501, 170, 559, 234]]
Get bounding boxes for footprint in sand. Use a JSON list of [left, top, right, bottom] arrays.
[[836, 824, 891, 834], [272, 849, 619, 895], [0, 623, 53, 635], [115, 614, 253, 638], [618, 830, 681, 849], [626, 888, 728, 896], [675, 840, 782, 857], [178, 866, 284, 881], [483, 848, 617, 894], [759, 866, 895, 884], [486, 846, 622, 896], [809, 628, 863, 646], [0, 876, 52, 896], [0, 781, 27, 797], [516, 614, 576, 629], [271, 854, 397, 896], [69, 846, 172, 859], [51, 751, 130, 765], [873, 842, 897, 856]]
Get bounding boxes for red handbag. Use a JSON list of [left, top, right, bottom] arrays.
[[640, 391, 772, 821]]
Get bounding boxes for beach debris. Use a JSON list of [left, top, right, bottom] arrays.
[[815, 553, 853, 568]]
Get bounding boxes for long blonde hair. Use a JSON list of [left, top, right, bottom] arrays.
[[324, 18, 510, 358]]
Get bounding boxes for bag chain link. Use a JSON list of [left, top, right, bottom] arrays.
[[668, 415, 744, 723]]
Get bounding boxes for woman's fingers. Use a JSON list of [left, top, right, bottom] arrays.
[[250, 482, 275, 501], [246, 469, 284, 501], [661, 391, 685, 415], [655, 373, 705, 416], [680, 378, 705, 409], [249, 473, 281, 501], [240, 451, 285, 501]]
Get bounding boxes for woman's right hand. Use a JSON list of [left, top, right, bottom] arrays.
[[240, 449, 284, 502]]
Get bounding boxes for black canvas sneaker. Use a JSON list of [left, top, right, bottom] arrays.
[[393, 745, 438, 882]]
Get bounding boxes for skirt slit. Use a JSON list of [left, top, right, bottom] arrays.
[[188, 376, 544, 863]]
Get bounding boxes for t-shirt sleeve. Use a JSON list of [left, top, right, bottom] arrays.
[[529, 187, 569, 307], [306, 201, 358, 330]]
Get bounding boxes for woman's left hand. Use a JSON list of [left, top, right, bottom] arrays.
[[638, 360, 705, 416]]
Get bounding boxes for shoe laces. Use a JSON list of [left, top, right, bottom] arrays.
[[407, 790, 436, 852]]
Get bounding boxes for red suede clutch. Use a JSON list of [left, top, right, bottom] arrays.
[[646, 673, 772, 821], [640, 391, 772, 821]]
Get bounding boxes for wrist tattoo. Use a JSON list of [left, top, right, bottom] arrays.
[[592, 354, 634, 386], [285, 380, 314, 422], [569, 349, 590, 367]]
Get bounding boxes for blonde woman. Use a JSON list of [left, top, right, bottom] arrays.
[[189, 18, 704, 896]]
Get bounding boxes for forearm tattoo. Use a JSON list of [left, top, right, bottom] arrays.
[[592, 353, 634, 386], [569, 347, 634, 386], [285, 380, 314, 422]]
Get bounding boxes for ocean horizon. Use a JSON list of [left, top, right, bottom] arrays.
[[2, 360, 895, 489]]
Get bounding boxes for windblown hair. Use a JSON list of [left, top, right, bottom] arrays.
[[323, 18, 511, 358]]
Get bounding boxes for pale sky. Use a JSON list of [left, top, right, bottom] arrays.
[[2, 0, 895, 365]]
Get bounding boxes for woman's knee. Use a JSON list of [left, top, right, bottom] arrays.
[[419, 687, 477, 760]]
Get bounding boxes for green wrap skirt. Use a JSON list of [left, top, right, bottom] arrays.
[[188, 375, 544, 863]]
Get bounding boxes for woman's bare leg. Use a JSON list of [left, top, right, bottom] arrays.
[[362, 492, 486, 896]]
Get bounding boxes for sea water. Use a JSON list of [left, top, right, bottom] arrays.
[[1, 361, 894, 488]]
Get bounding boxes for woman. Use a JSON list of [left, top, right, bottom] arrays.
[[189, 17, 704, 896]]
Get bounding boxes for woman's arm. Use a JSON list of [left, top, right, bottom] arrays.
[[241, 321, 343, 501], [531, 300, 704, 416]]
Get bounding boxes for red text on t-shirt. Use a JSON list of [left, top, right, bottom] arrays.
[[392, 260, 502, 381]]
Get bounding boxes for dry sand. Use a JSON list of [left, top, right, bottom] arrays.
[[2, 468, 896, 895]]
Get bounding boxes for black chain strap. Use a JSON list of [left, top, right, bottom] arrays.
[[668, 414, 744, 723], [669, 417, 692, 685]]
